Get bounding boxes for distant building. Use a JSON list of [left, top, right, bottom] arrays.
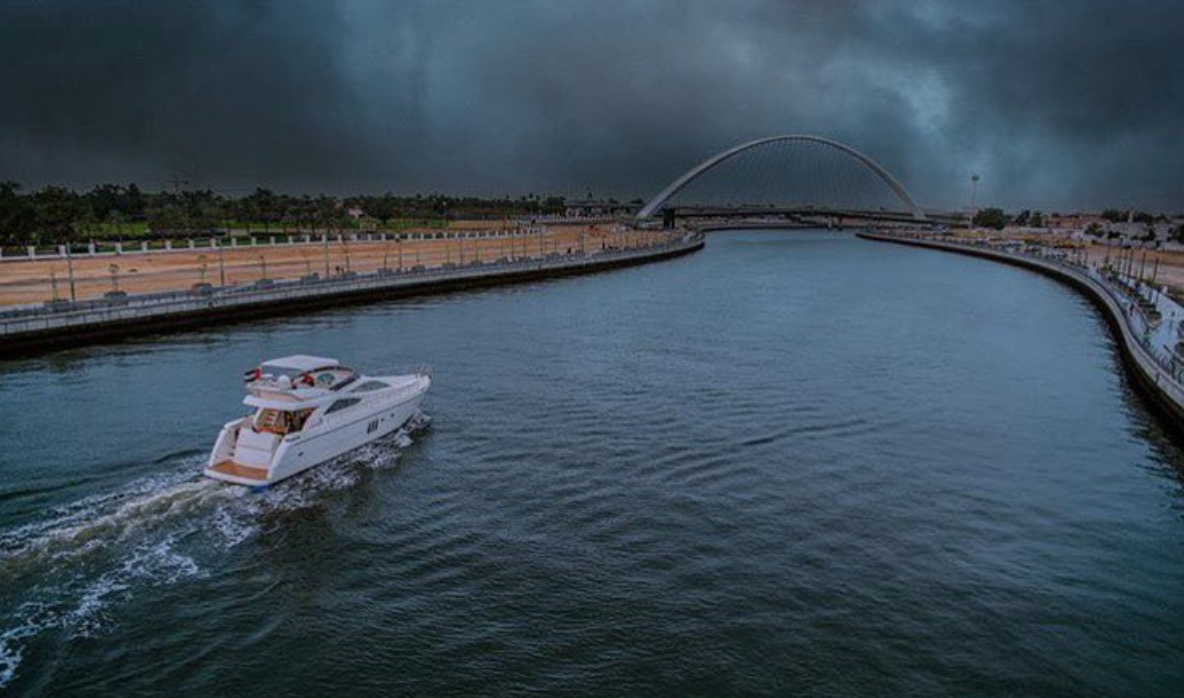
[[346, 207, 365, 220], [563, 199, 641, 218], [1045, 214, 1106, 230]]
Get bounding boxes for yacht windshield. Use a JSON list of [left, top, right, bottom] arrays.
[[260, 364, 309, 380]]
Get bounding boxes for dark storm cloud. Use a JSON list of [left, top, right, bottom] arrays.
[[0, 0, 1182, 210]]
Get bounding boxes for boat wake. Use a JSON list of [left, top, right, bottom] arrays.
[[0, 412, 430, 688]]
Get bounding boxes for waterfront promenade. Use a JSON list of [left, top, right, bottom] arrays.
[[860, 231, 1184, 427], [0, 230, 703, 356], [0, 223, 669, 306]]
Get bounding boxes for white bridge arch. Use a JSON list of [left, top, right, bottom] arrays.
[[636, 135, 927, 221]]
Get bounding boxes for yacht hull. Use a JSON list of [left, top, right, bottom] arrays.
[[205, 375, 429, 486]]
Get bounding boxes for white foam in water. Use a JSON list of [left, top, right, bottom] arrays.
[[0, 619, 40, 687], [0, 470, 192, 557], [0, 461, 219, 687], [211, 503, 257, 548], [0, 463, 229, 564], [251, 413, 430, 512], [0, 532, 205, 685], [0, 413, 431, 688]]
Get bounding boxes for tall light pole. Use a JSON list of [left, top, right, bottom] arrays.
[[969, 173, 980, 226], [65, 246, 77, 302], [323, 232, 330, 277]]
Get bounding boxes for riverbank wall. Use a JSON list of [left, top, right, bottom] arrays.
[[858, 232, 1184, 430], [0, 233, 704, 358]]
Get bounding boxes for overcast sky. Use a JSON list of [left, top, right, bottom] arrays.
[[1, 0, 1181, 211]]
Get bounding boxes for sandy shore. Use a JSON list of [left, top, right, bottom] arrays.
[[0, 224, 675, 305]]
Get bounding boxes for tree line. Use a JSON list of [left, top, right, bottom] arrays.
[[972, 207, 1176, 231], [0, 182, 570, 246]]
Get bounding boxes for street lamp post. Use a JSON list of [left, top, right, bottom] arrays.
[[323, 232, 330, 277], [969, 173, 980, 226], [65, 245, 77, 302]]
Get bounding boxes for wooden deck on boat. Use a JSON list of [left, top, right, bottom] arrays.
[[208, 460, 269, 482]]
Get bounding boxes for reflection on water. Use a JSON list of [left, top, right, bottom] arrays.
[[0, 231, 1181, 697]]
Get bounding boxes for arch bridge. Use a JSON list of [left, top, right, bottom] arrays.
[[636, 135, 940, 227]]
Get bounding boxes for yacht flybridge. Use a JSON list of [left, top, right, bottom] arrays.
[[205, 355, 430, 486]]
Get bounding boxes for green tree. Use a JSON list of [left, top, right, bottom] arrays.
[[146, 204, 186, 234], [242, 188, 281, 231], [123, 183, 146, 218], [86, 184, 123, 221], [32, 186, 87, 242], [0, 181, 36, 246], [364, 194, 399, 224], [973, 207, 1009, 230]]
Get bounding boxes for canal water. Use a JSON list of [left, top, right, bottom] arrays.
[[1, 230, 1182, 697]]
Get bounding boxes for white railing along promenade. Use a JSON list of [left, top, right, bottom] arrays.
[[0, 218, 646, 262], [0, 227, 566, 263]]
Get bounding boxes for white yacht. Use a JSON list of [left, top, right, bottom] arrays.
[[205, 355, 430, 486]]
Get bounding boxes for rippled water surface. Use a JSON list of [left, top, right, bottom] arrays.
[[1, 231, 1183, 697]]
